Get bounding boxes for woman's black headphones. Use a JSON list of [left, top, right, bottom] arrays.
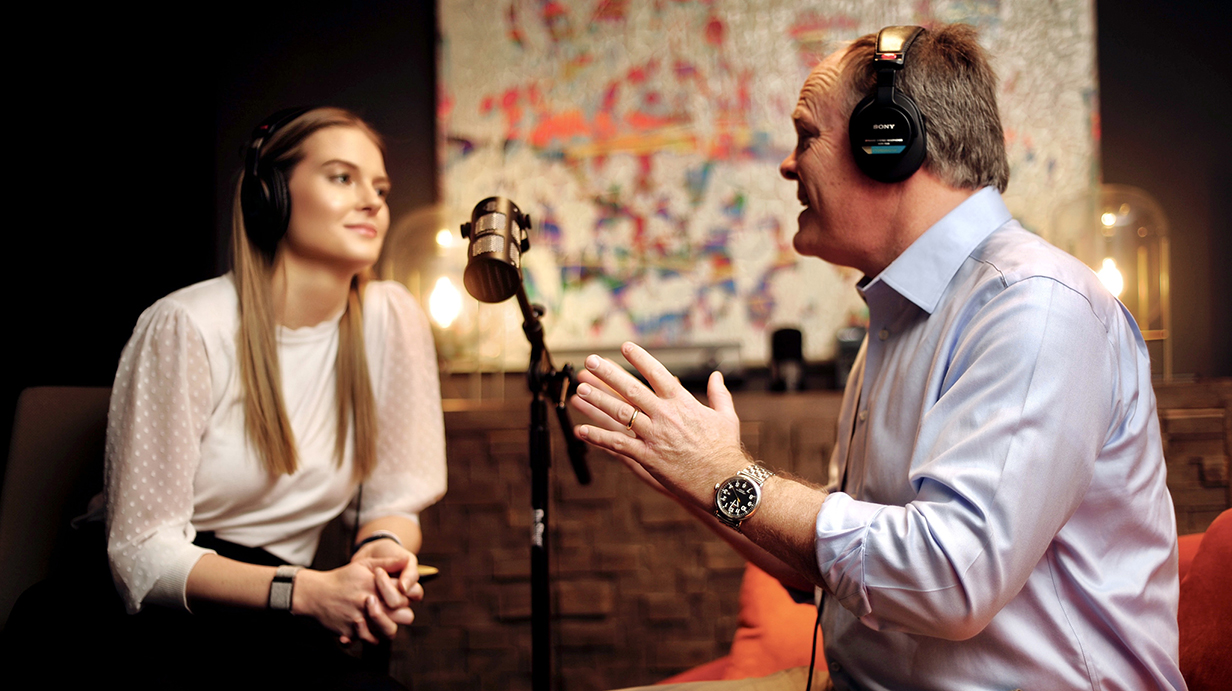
[[240, 107, 313, 257], [848, 26, 927, 183]]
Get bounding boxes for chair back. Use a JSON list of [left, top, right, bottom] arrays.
[[0, 387, 111, 626]]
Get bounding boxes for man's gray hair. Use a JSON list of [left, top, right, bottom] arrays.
[[840, 24, 1010, 192]]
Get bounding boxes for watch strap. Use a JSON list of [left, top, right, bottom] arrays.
[[737, 463, 775, 486], [268, 565, 304, 611]]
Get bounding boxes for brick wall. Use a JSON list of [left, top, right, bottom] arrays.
[[392, 390, 842, 690]]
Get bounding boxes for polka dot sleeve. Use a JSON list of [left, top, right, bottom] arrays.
[[359, 283, 448, 527], [104, 298, 214, 614]]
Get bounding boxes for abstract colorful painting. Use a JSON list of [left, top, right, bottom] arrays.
[[438, 0, 1097, 369]]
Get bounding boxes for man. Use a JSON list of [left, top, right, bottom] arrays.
[[572, 24, 1185, 691]]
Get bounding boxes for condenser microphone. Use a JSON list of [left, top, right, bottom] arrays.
[[460, 197, 531, 303]]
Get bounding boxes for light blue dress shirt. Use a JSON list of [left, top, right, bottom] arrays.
[[815, 188, 1185, 691]]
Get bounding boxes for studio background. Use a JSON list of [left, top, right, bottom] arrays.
[[3, 0, 1228, 686]]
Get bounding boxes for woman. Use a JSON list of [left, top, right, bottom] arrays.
[[102, 107, 446, 686]]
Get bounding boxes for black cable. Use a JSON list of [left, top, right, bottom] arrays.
[[805, 597, 823, 691], [349, 483, 364, 555]]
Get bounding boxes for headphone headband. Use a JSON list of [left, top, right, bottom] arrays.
[[245, 107, 313, 183], [874, 26, 925, 66]]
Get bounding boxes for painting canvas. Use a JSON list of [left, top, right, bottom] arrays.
[[436, 0, 1097, 370]]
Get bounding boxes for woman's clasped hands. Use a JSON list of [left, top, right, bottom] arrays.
[[293, 541, 423, 645]]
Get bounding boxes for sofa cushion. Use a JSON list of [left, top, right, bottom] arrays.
[[1177, 531, 1204, 582], [721, 563, 825, 680], [1178, 509, 1232, 691]]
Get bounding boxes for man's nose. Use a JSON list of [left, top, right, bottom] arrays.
[[780, 150, 798, 181]]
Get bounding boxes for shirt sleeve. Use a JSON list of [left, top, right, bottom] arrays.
[[815, 277, 1120, 640], [104, 298, 215, 614], [359, 283, 448, 527]]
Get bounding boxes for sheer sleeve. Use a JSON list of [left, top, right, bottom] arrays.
[[104, 298, 214, 614], [359, 283, 448, 526]]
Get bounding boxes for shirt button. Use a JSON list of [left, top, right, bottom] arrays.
[[858, 410, 867, 422], [878, 328, 889, 341], [831, 661, 842, 672]]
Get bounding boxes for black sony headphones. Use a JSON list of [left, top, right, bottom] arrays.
[[849, 26, 927, 183], [240, 107, 313, 257]]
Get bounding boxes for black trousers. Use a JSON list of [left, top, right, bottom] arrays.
[[1, 525, 405, 691]]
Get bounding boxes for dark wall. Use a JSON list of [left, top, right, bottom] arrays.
[[4, 1, 1229, 478], [4, 1, 438, 472], [1097, 0, 1231, 379], [208, 1, 440, 273]]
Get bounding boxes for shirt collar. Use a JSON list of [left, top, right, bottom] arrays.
[[858, 187, 1012, 314]]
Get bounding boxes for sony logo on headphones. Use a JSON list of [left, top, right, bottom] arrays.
[[873, 123, 895, 130]]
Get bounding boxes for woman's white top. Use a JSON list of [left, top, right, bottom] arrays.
[[104, 276, 447, 613]]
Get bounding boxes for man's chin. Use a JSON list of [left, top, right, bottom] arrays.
[[792, 221, 824, 258]]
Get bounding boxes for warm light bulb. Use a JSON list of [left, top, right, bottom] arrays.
[[1096, 257, 1124, 297], [429, 276, 462, 328], [1100, 212, 1117, 227], [436, 229, 454, 247]]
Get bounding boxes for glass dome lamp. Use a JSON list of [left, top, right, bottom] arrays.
[[1065, 184, 1172, 380]]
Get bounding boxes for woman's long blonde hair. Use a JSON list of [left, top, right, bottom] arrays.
[[231, 107, 380, 480]]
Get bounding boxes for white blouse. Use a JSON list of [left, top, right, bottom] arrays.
[[104, 276, 447, 613]]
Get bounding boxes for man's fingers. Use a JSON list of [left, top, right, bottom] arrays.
[[575, 423, 646, 459], [583, 353, 660, 414], [570, 390, 628, 433], [621, 342, 683, 397], [576, 369, 622, 398], [707, 371, 736, 416], [575, 382, 642, 434]]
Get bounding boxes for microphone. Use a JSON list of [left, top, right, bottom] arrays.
[[460, 196, 531, 303]]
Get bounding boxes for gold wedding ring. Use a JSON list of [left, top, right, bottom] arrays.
[[625, 408, 641, 430]]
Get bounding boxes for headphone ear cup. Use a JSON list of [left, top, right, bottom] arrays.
[[240, 169, 271, 255], [849, 92, 927, 183], [265, 166, 293, 247], [240, 164, 291, 258], [238, 106, 313, 259]]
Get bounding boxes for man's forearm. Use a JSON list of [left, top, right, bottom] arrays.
[[740, 476, 828, 589], [676, 475, 828, 594]]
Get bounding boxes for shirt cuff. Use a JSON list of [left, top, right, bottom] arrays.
[[144, 545, 214, 613], [815, 492, 885, 619]]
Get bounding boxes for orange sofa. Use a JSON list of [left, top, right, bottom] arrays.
[[659, 509, 1231, 690]]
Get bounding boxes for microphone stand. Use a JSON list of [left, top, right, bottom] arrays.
[[515, 282, 590, 691]]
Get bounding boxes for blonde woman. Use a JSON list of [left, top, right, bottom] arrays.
[[100, 107, 446, 687]]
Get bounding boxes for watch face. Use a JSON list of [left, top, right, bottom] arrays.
[[716, 477, 761, 520]]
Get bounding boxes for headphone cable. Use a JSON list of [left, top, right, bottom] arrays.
[[805, 597, 823, 690]]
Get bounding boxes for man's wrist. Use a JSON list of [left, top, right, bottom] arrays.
[[713, 461, 776, 532]]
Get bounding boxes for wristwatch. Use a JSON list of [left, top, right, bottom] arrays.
[[268, 565, 304, 612], [714, 463, 775, 532]]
